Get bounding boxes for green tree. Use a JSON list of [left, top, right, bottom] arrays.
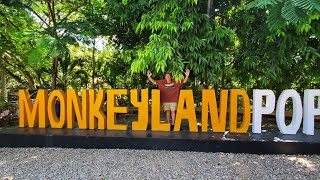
[[130, 0, 237, 90], [0, 2, 41, 90]]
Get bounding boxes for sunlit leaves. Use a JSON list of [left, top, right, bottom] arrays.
[[28, 36, 60, 67]]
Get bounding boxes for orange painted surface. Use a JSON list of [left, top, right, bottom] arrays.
[[151, 90, 170, 131], [131, 89, 149, 131], [48, 90, 66, 128], [19, 89, 48, 128], [89, 90, 106, 129], [229, 89, 251, 133], [67, 90, 89, 129], [201, 90, 228, 132], [174, 90, 198, 132], [107, 90, 128, 130]]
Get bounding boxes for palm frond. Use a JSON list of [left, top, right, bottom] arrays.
[[292, 0, 320, 12], [246, 0, 281, 10], [281, 0, 307, 24]]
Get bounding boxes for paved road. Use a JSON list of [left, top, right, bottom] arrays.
[[0, 148, 319, 179]]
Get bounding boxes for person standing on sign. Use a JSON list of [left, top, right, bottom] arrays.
[[147, 69, 190, 129]]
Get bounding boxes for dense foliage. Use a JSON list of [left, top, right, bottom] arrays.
[[0, 0, 319, 103]]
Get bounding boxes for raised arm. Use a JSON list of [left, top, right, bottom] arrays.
[[147, 71, 156, 85], [183, 69, 190, 84]]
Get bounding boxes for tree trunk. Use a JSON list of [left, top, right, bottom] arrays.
[[47, 0, 59, 90], [1, 67, 35, 90], [62, 72, 68, 91], [221, 67, 225, 89], [2, 55, 37, 89], [1, 70, 7, 102], [207, 0, 212, 17], [51, 57, 59, 90], [36, 71, 44, 88], [91, 39, 96, 89]]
